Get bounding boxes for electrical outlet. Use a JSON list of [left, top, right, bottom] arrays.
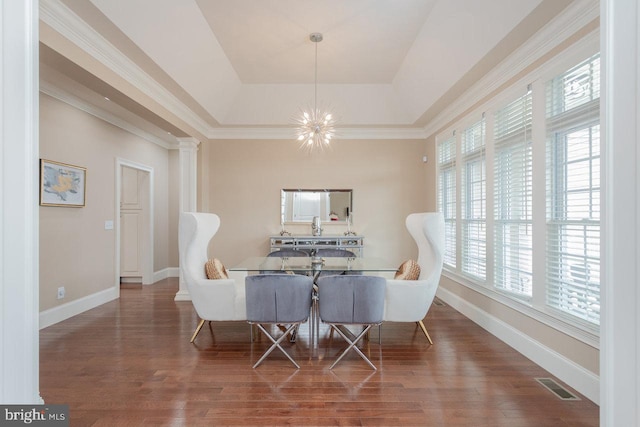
[[57, 287, 65, 300]]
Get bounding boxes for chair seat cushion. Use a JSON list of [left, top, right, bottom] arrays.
[[205, 258, 229, 280], [394, 259, 421, 280]]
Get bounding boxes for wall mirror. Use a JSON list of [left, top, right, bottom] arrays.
[[281, 189, 352, 224]]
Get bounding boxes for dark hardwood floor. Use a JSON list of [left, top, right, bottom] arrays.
[[40, 278, 599, 426]]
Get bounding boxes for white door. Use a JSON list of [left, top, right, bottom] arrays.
[[120, 166, 147, 282]]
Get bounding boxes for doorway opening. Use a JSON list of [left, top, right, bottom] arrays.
[[116, 158, 154, 288]]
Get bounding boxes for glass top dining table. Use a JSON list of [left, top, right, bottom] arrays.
[[230, 256, 398, 350], [229, 256, 398, 275]]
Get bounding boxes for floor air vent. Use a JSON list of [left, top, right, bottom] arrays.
[[535, 378, 580, 400]]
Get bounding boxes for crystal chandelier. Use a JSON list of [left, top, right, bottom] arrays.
[[295, 33, 336, 152]]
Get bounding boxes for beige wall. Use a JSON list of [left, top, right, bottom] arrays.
[[201, 138, 432, 266], [39, 93, 175, 311]]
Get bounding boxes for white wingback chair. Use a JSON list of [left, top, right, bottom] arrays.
[[383, 212, 445, 344], [178, 212, 247, 342]]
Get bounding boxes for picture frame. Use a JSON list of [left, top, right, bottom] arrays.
[[40, 159, 86, 207]]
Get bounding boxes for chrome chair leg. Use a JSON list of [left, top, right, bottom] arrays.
[[310, 292, 319, 347], [329, 323, 378, 370], [252, 323, 300, 369]]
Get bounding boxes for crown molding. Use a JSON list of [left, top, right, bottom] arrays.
[[422, 0, 600, 138], [40, 0, 592, 143], [207, 126, 426, 140], [40, 0, 425, 142], [207, 127, 293, 140], [39, 0, 213, 138], [40, 80, 178, 149], [177, 137, 200, 149], [338, 127, 427, 140]]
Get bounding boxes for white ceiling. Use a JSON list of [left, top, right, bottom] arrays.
[[40, 0, 580, 142], [194, 0, 437, 84]]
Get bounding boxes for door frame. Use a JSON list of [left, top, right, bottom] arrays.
[[115, 158, 154, 289]]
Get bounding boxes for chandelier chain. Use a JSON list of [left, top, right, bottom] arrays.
[[294, 32, 336, 152], [314, 39, 318, 113]]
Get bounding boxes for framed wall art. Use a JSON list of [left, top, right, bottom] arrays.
[[40, 159, 86, 207]]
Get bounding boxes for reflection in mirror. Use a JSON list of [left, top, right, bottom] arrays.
[[281, 189, 352, 223]]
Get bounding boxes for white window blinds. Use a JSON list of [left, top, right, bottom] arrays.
[[545, 54, 600, 325], [438, 135, 457, 268], [493, 90, 533, 297], [461, 119, 486, 281]]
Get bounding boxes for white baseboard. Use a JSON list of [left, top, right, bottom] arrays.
[[40, 267, 180, 328], [174, 289, 191, 301], [152, 267, 179, 283], [436, 287, 600, 405], [39, 286, 119, 330]]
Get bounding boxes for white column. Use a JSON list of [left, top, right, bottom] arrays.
[[178, 137, 199, 214], [199, 141, 210, 213], [601, 0, 640, 425], [0, 0, 41, 403], [175, 137, 199, 301]]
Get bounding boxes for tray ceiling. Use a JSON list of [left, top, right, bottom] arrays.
[[40, 0, 580, 142]]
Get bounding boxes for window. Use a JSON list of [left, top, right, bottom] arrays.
[[545, 54, 600, 325], [493, 90, 533, 298], [461, 118, 486, 281], [435, 48, 601, 336], [437, 135, 457, 268]]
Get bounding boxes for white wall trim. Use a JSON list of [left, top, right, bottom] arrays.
[[153, 267, 179, 284], [423, 0, 600, 138], [39, 0, 212, 138], [441, 270, 599, 348], [175, 138, 198, 301], [39, 287, 119, 330], [177, 138, 199, 214], [208, 126, 428, 140], [0, 0, 41, 404], [437, 287, 600, 404], [600, 0, 640, 425], [338, 127, 427, 140], [41, 80, 432, 142], [40, 81, 177, 149], [174, 291, 192, 302]]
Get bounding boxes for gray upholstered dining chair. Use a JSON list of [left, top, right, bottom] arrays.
[[245, 274, 314, 368], [260, 248, 309, 274], [317, 275, 386, 370], [267, 248, 310, 257], [314, 248, 355, 258], [314, 248, 357, 277]]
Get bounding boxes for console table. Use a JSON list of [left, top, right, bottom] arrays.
[[270, 235, 364, 257]]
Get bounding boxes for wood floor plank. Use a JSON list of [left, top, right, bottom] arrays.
[[39, 278, 599, 426]]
